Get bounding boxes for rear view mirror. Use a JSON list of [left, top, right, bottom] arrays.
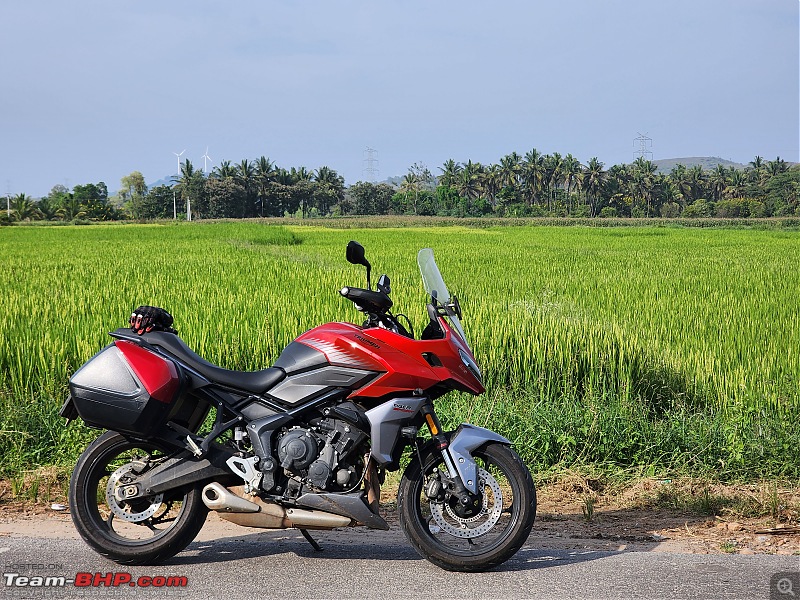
[[346, 241, 372, 289], [346, 241, 368, 267]]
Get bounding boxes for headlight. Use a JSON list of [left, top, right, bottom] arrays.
[[458, 349, 482, 382]]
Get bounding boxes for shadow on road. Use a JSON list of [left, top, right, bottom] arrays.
[[170, 528, 624, 572]]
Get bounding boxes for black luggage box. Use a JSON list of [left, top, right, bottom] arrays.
[[69, 341, 185, 436]]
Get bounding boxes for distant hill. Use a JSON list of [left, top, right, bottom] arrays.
[[147, 175, 175, 189], [652, 157, 747, 173]]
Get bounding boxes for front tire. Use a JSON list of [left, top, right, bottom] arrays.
[[398, 442, 536, 572], [69, 431, 208, 565]]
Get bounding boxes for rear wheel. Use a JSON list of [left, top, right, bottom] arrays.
[[398, 442, 536, 572], [69, 431, 208, 565]]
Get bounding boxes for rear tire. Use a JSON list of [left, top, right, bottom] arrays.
[[398, 442, 536, 572], [69, 431, 208, 565]]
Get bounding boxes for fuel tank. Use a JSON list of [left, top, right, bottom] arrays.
[[286, 321, 483, 399]]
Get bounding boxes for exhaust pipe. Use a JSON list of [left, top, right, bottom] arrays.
[[202, 482, 260, 513], [202, 483, 352, 529]]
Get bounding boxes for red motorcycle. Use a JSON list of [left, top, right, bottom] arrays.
[[61, 242, 536, 571]]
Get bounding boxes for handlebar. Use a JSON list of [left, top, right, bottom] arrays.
[[340, 287, 393, 314]]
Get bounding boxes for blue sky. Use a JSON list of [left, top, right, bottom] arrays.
[[1, 0, 797, 197]]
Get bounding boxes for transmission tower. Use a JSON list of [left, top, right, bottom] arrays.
[[363, 147, 379, 182], [633, 133, 653, 161]]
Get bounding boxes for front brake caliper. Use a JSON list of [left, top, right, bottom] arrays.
[[425, 469, 445, 500]]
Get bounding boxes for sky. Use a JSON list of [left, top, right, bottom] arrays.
[[1, 0, 798, 198]]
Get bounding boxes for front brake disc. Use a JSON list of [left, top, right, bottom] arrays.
[[429, 467, 503, 538]]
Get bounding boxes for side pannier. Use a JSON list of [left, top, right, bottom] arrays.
[[68, 340, 186, 436]]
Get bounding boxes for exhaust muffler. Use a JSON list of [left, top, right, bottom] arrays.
[[201, 483, 352, 529]]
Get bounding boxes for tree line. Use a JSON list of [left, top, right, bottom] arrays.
[[2, 152, 797, 223]]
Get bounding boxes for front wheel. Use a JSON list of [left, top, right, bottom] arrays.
[[398, 442, 536, 572], [69, 431, 208, 565]]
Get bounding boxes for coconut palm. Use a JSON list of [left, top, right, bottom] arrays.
[[438, 159, 462, 189], [543, 153, 563, 211], [522, 149, 544, 206], [499, 152, 522, 190], [708, 165, 729, 201], [767, 157, 788, 176], [727, 169, 747, 199], [211, 160, 237, 180], [561, 154, 581, 212], [291, 167, 312, 182], [255, 156, 277, 217], [483, 164, 502, 206], [631, 157, 658, 216], [313, 166, 345, 215], [399, 172, 421, 214], [236, 159, 258, 217], [686, 165, 706, 202], [669, 164, 692, 206], [456, 161, 480, 200], [174, 159, 202, 219], [581, 158, 607, 217]]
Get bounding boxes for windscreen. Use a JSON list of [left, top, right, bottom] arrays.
[[417, 248, 470, 349]]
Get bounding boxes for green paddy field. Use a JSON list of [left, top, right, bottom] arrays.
[[1, 221, 798, 480]]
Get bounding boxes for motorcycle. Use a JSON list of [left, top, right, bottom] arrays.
[[60, 242, 536, 572]]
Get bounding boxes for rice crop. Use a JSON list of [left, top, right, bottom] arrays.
[[1, 221, 798, 480]]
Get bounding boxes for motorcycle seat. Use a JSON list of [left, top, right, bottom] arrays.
[[140, 330, 286, 395]]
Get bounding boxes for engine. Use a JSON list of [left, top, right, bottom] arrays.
[[275, 417, 367, 491]]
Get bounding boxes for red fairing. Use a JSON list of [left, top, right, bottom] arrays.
[[295, 318, 484, 398], [115, 340, 180, 404]]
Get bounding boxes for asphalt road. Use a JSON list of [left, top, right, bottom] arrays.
[[1, 526, 798, 600]]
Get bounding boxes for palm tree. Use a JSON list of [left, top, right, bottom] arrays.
[[438, 159, 462, 188], [291, 166, 312, 182], [483, 164, 502, 206], [543, 153, 563, 211], [174, 159, 199, 219], [686, 165, 706, 202], [561, 154, 581, 212], [727, 169, 747, 199], [236, 159, 257, 217], [60, 194, 86, 221], [669, 164, 692, 206], [708, 165, 729, 201], [313, 166, 345, 215], [36, 195, 65, 220], [499, 152, 522, 190], [522, 149, 544, 206], [456, 161, 480, 201], [767, 157, 788, 176], [631, 157, 658, 216], [211, 160, 236, 179], [581, 158, 607, 217], [255, 156, 277, 216], [10, 193, 42, 221], [399, 172, 420, 214], [748, 156, 765, 186]]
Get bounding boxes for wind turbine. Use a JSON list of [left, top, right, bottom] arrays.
[[172, 149, 186, 176], [201, 147, 213, 174]]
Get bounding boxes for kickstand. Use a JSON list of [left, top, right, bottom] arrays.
[[299, 528, 323, 552]]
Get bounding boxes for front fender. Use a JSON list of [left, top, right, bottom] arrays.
[[447, 424, 511, 494]]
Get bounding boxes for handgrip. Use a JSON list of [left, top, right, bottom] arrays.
[[340, 287, 393, 313]]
